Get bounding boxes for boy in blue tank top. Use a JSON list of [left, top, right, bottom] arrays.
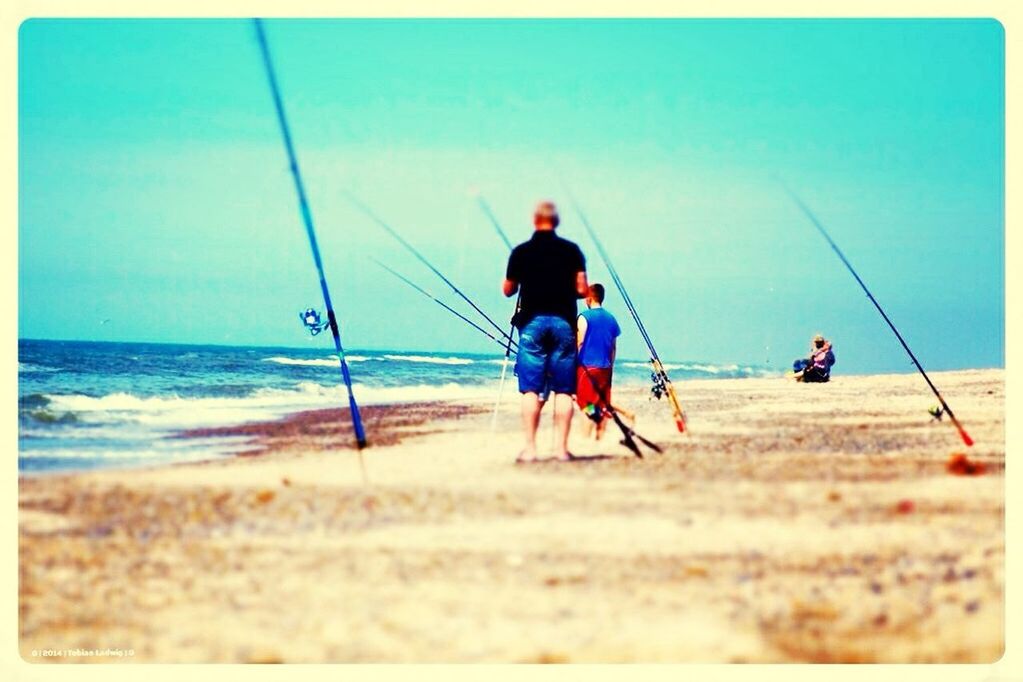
[[576, 283, 622, 439]]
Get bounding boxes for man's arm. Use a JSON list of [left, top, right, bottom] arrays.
[[610, 338, 616, 367], [576, 315, 588, 349], [575, 271, 589, 298], [504, 247, 520, 297]]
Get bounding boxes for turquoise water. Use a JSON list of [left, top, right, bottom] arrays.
[[19, 339, 774, 473]]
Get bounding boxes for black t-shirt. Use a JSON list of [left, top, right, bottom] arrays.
[[505, 231, 586, 328]]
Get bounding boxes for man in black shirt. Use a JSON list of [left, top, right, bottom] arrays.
[[503, 201, 589, 462]]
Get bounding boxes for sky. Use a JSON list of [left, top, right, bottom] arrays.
[[18, 18, 1004, 373]]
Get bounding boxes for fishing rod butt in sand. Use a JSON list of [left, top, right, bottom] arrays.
[[474, 194, 519, 434], [253, 18, 369, 465], [782, 182, 974, 447]]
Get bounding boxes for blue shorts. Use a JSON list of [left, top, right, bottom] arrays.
[[515, 315, 577, 395]]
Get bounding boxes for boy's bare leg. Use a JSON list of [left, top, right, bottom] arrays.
[[518, 392, 543, 461], [611, 403, 634, 424], [552, 393, 575, 460], [579, 412, 595, 439]]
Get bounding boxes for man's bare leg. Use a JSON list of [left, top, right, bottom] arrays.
[[552, 393, 575, 460], [595, 416, 608, 440], [518, 392, 543, 461]]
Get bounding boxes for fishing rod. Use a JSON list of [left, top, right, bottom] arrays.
[[477, 195, 514, 250], [371, 257, 518, 353], [583, 363, 661, 457], [484, 199, 658, 458], [343, 190, 512, 343], [565, 191, 688, 434], [784, 185, 974, 447], [475, 195, 521, 431], [253, 19, 368, 456]]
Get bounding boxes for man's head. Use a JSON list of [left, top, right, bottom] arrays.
[[586, 283, 606, 308], [813, 334, 825, 348], [533, 201, 560, 231]]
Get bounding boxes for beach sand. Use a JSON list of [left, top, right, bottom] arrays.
[[19, 369, 1004, 663]]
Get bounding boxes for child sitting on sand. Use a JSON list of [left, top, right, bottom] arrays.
[[793, 334, 835, 383]]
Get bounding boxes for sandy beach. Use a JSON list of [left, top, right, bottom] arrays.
[[18, 369, 1004, 663]]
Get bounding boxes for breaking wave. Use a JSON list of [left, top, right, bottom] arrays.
[[264, 353, 478, 367], [36, 381, 499, 431]]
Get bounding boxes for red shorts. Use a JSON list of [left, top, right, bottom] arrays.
[[576, 366, 612, 410]]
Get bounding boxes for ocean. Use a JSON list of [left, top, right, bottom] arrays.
[[18, 339, 775, 473]]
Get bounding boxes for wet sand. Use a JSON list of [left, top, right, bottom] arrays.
[[19, 369, 1004, 663]]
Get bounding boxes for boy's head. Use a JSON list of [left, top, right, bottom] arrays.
[[587, 283, 606, 307]]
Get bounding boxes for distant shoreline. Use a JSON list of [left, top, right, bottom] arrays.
[[17, 337, 1003, 376]]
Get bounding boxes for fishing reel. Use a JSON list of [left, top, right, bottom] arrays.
[[583, 402, 605, 424], [650, 371, 668, 401], [928, 405, 945, 421], [299, 308, 330, 336]]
